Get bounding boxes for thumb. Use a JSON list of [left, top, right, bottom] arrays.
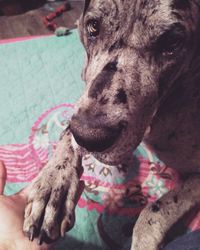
[[17, 176, 38, 199], [17, 185, 30, 199], [0, 161, 7, 195]]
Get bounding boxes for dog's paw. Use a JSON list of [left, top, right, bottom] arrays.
[[131, 202, 164, 250], [23, 152, 83, 245]]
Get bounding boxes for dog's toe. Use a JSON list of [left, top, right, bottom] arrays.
[[23, 186, 51, 240]]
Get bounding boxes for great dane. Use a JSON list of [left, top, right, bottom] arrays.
[[23, 0, 200, 249]]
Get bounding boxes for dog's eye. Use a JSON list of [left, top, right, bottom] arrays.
[[87, 19, 100, 38], [156, 25, 185, 57], [161, 35, 183, 56]]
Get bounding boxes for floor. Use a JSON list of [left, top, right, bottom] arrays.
[[0, 0, 83, 39]]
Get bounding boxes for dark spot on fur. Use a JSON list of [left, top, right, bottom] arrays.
[[56, 164, 66, 170], [69, 145, 74, 152], [104, 61, 118, 71], [137, 12, 147, 25], [173, 195, 178, 203], [115, 25, 120, 32], [63, 157, 69, 163], [99, 96, 109, 105], [88, 61, 117, 98], [148, 218, 156, 226], [53, 187, 61, 193], [109, 21, 114, 27], [172, 11, 183, 20], [151, 200, 161, 213], [51, 200, 59, 209], [172, 0, 190, 10], [151, 9, 158, 15], [113, 88, 127, 104], [140, 0, 149, 9], [109, 38, 124, 53]]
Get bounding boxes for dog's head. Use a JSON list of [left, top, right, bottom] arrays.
[[70, 0, 200, 164]]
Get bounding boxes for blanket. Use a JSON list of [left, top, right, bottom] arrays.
[[0, 31, 200, 250]]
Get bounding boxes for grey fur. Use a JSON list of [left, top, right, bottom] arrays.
[[23, 1, 200, 249]]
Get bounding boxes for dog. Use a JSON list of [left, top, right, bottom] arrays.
[[23, 0, 200, 249]]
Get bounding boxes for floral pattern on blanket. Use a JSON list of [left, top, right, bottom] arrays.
[[1, 103, 200, 249]]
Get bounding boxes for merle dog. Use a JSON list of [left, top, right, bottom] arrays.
[[23, 0, 200, 249]]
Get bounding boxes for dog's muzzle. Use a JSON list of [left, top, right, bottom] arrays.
[[70, 113, 126, 152]]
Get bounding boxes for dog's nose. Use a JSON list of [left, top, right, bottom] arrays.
[[70, 112, 125, 152]]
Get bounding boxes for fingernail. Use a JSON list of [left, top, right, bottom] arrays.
[[61, 219, 69, 237], [0, 161, 6, 180]]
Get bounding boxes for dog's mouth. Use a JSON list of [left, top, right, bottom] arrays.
[[70, 115, 126, 152]]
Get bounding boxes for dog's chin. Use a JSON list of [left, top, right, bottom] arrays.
[[87, 133, 134, 165]]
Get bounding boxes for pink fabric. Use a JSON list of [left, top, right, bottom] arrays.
[[0, 35, 52, 45], [0, 144, 47, 182]]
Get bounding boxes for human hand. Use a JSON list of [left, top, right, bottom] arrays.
[[0, 161, 52, 250]]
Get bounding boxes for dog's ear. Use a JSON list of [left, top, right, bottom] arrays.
[[78, 0, 91, 42], [83, 0, 91, 15]]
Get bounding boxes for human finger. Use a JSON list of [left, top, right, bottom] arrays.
[[0, 161, 7, 195]]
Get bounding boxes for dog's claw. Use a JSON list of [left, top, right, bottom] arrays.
[[61, 218, 72, 237], [29, 225, 37, 242], [37, 230, 46, 245]]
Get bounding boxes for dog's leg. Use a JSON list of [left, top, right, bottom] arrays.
[[131, 176, 200, 250], [23, 126, 83, 244]]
